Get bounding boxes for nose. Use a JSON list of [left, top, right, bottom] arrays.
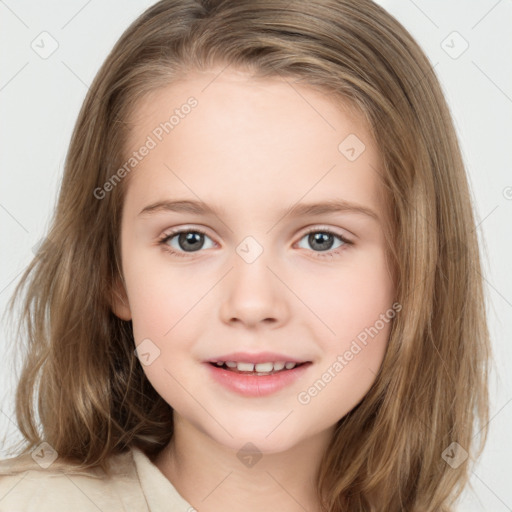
[[219, 251, 290, 329]]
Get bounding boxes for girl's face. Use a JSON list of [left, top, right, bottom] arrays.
[[113, 67, 395, 453]]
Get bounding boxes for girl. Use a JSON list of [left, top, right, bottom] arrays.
[[0, 0, 491, 510]]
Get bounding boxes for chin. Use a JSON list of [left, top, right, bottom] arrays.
[[209, 422, 305, 454]]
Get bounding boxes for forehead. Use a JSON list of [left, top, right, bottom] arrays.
[[128, 67, 370, 146], [122, 68, 386, 223]]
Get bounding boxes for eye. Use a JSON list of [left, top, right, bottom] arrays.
[[158, 227, 215, 257], [296, 227, 352, 258], [158, 226, 352, 259]]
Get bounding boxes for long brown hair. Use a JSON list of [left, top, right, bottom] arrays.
[[3, 1, 491, 510]]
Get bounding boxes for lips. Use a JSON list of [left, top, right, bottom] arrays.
[[205, 360, 312, 397]]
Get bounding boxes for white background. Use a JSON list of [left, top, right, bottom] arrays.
[[0, 1, 511, 510]]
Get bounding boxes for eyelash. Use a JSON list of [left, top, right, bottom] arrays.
[[157, 226, 353, 259]]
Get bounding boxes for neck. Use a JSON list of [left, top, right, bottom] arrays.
[[153, 413, 333, 512]]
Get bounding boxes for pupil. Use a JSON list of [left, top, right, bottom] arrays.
[[179, 232, 204, 252], [309, 232, 333, 251]]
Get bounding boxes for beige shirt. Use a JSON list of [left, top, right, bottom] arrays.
[[0, 446, 194, 511]]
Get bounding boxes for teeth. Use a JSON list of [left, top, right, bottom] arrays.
[[237, 362, 255, 372], [254, 362, 273, 372], [214, 361, 298, 372]]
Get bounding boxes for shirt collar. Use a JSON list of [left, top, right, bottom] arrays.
[[131, 446, 194, 512]]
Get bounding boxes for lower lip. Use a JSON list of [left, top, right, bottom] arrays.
[[204, 362, 312, 397]]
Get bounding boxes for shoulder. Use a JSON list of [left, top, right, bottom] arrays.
[[0, 447, 149, 511]]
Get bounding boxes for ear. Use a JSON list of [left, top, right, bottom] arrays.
[[110, 276, 132, 321]]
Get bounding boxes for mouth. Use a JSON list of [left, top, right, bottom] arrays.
[[205, 359, 312, 397]]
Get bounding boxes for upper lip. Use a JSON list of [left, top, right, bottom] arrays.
[[206, 351, 310, 364]]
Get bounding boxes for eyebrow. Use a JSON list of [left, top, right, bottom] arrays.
[[138, 198, 378, 221]]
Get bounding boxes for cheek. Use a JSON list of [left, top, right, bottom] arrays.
[[295, 328, 390, 429], [296, 298, 394, 424], [124, 261, 199, 406], [122, 252, 210, 395], [300, 247, 394, 344], [123, 249, 205, 339], [293, 248, 394, 407]]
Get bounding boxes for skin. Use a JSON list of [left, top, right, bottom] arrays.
[[112, 66, 395, 512]]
